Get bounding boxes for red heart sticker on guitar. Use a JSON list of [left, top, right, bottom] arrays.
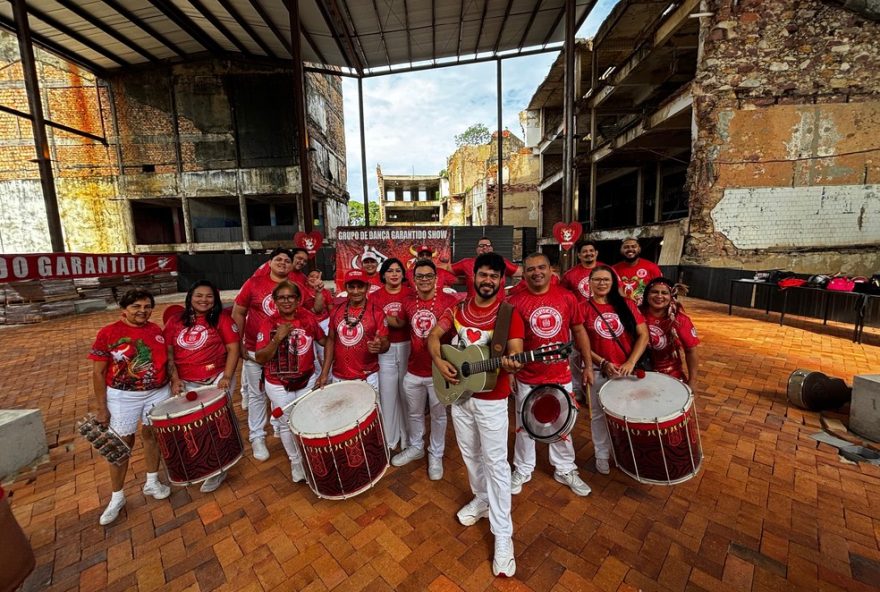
[[293, 231, 323, 257], [466, 328, 482, 344], [552, 222, 582, 251]]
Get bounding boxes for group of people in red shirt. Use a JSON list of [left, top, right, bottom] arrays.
[[88, 235, 700, 578]]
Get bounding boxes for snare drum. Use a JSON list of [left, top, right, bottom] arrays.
[[288, 381, 389, 500], [149, 386, 244, 485], [521, 384, 578, 444], [598, 372, 702, 485]]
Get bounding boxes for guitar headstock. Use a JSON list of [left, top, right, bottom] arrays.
[[532, 342, 574, 364]]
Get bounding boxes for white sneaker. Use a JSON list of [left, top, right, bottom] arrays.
[[596, 458, 611, 475], [199, 472, 227, 493], [252, 437, 270, 461], [391, 446, 425, 467], [99, 496, 125, 526], [291, 461, 306, 483], [427, 455, 443, 480], [142, 481, 171, 500], [555, 470, 592, 497], [492, 536, 516, 577], [510, 470, 531, 495], [457, 497, 489, 526]]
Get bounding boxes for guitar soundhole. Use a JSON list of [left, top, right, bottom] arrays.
[[460, 362, 471, 377]]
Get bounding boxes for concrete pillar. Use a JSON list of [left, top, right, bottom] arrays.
[[850, 374, 880, 441]]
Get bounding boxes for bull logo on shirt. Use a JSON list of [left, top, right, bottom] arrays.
[[292, 328, 312, 355], [593, 313, 624, 339], [529, 306, 563, 339], [577, 277, 592, 299], [648, 324, 667, 350], [411, 309, 437, 338], [336, 320, 364, 347], [176, 325, 209, 350], [261, 294, 278, 316]]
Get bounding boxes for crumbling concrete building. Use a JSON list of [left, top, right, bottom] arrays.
[[0, 30, 348, 255], [527, 0, 879, 281], [375, 166, 448, 225]]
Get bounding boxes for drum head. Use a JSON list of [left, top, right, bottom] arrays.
[[522, 384, 575, 442], [150, 386, 226, 418], [289, 380, 377, 436], [598, 372, 692, 422]]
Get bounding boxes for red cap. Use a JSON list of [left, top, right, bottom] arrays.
[[416, 245, 433, 256], [271, 407, 284, 419], [345, 269, 367, 284], [185, 391, 198, 401]]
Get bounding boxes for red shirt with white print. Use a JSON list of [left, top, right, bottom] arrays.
[[89, 321, 168, 390], [371, 285, 414, 343], [287, 269, 309, 293], [327, 299, 388, 379], [508, 284, 584, 385], [561, 264, 600, 302], [451, 257, 519, 300], [234, 273, 282, 350], [164, 313, 238, 382], [436, 298, 525, 400], [400, 291, 460, 377], [256, 310, 325, 386], [612, 259, 663, 304], [645, 310, 700, 379], [580, 299, 645, 366]]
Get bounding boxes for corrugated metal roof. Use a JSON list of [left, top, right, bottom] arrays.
[[0, 0, 598, 76]]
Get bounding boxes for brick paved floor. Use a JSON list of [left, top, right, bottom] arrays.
[[1, 297, 878, 592]]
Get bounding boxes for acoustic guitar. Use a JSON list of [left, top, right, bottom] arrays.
[[432, 342, 573, 405]]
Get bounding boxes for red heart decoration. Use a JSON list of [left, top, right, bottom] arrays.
[[293, 231, 323, 257], [552, 222, 583, 251], [466, 328, 482, 343]]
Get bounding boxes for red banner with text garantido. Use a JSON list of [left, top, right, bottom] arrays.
[[0, 253, 177, 283], [334, 227, 451, 291]]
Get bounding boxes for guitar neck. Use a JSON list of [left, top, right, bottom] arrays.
[[468, 350, 538, 375]]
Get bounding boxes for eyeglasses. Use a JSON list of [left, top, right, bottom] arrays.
[[275, 295, 297, 302], [414, 273, 436, 281], [591, 278, 612, 284], [477, 243, 492, 248]]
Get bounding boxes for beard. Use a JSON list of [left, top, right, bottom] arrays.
[[476, 281, 500, 299]]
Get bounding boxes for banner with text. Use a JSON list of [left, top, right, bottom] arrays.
[[335, 227, 451, 291], [0, 253, 178, 283]]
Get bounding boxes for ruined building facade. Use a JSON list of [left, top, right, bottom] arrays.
[[0, 30, 348, 255]]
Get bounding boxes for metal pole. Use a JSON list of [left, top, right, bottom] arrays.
[[289, 0, 315, 232], [496, 58, 503, 226], [12, 0, 64, 252], [359, 77, 369, 226], [562, 0, 575, 225]]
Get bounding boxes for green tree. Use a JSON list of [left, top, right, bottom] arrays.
[[454, 123, 491, 147], [348, 200, 380, 226]]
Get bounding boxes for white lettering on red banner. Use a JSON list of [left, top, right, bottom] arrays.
[[0, 253, 177, 283]]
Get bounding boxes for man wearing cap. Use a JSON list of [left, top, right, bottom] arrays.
[[408, 245, 457, 289], [362, 255, 383, 291], [317, 269, 389, 390], [451, 237, 521, 299]]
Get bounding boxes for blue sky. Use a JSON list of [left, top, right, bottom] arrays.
[[342, 0, 618, 203]]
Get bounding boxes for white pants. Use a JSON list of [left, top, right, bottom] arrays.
[[242, 352, 268, 442], [330, 371, 379, 391], [589, 371, 612, 460], [378, 341, 411, 449], [513, 380, 577, 475], [315, 318, 330, 369], [451, 397, 512, 538], [402, 372, 447, 458], [107, 385, 171, 436], [265, 372, 319, 465], [569, 351, 584, 398]]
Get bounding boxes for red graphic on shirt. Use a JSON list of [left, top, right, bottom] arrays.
[[235, 273, 284, 350], [466, 328, 482, 343], [328, 301, 387, 379], [529, 306, 563, 339], [164, 315, 238, 382], [593, 313, 624, 339], [402, 291, 459, 377], [337, 320, 365, 346], [648, 323, 668, 350], [175, 324, 209, 350], [88, 321, 168, 390]]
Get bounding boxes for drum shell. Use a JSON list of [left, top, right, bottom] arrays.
[[150, 393, 243, 485], [0, 491, 35, 592], [521, 384, 578, 444], [787, 369, 851, 411]]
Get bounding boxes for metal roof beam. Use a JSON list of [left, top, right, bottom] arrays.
[[99, 0, 186, 57], [517, 0, 544, 49], [493, 0, 514, 53], [246, 0, 291, 54], [403, 0, 412, 65], [52, 0, 158, 62], [186, 0, 252, 55], [455, 0, 463, 61], [313, 0, 359, 73], [25, 5, 130, 67], [0, 15, 106, 74], [474, 0, 489, 54], [337, 0, 369, 71], [541, 4, 565, 47], [149, 0, 225, 55], [0, 103, 107, 144], [368, 0, 392, 67], [215, 0, 277, 57]]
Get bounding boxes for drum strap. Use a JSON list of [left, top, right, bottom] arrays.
[[588, 300, 633, 361], [490, 302, 514, 357]]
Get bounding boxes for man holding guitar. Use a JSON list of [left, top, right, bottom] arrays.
[[508, 253, 594, 497], [428, 252, 524, 578]]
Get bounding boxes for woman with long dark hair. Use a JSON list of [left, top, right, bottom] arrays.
[[580, 264, 649, 475], [639, 277, 700, 386]]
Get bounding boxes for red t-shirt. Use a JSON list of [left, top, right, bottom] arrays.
[[645, 311, 700, 378], [612, 259, 663, 304], [234, 273, 282, 350], [508, 285, 584, 385], [436, 298, 525, 400], [451, 257, 519, 299], [256, 311, 325, 386], [580, 299, 645, 366], [302, 286, 333, 322], [287, 269, 309, 293], [327, 299, 388, 379], [400, 291, 460, 377], [561, 265, 599, 302], [164, 313, 238, 382], [89, 321, 168, 390], [371, 285, 414, 343]]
